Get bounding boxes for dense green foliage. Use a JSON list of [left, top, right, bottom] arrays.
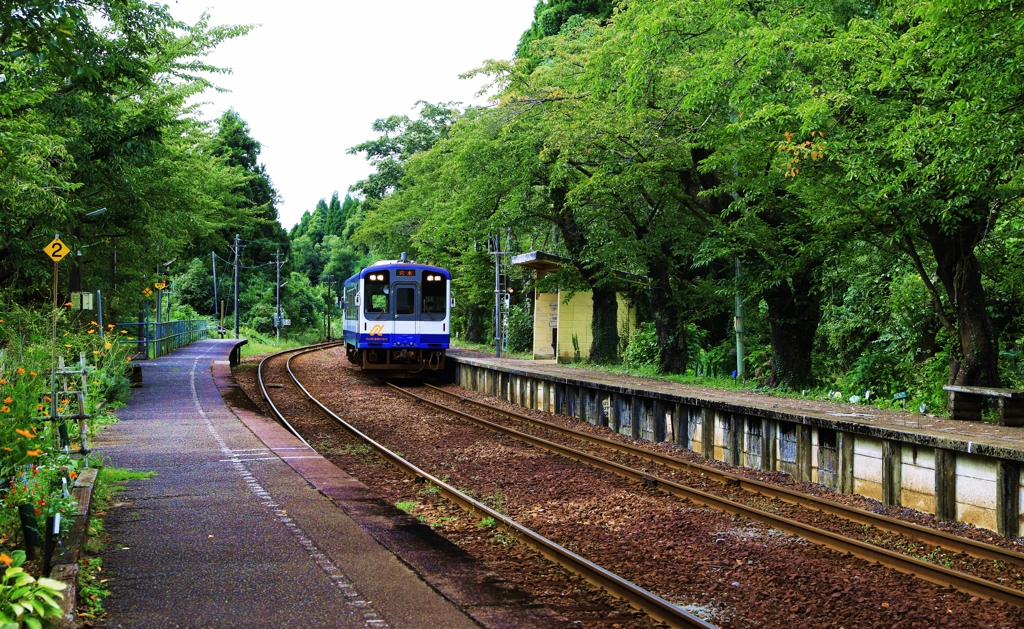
[[341, 0, 1024, 403]]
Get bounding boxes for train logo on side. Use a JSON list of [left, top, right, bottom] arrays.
[[369, 324, 385, 336]]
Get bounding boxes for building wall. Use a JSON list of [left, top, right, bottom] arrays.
[[556, 291, 594, 362], [533, 292, 559, 359], [550, 291, 637, 362]]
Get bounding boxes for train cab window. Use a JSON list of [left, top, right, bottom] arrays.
[[422, 273, 447, 320], [364, 270, 391, 317], [396, 287, 416, 315]]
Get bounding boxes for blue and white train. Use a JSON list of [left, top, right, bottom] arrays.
[[342, 255, 451, 373]]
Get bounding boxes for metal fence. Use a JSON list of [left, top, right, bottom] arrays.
[[115, 319, 217, 360]]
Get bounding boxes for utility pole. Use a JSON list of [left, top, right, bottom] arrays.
[[211, 251, 218, 321], [734, 257, 745, 379], [274, 250, 283, 344], [489, 234, 505, 358], [322, 274, 334, 342], [233, 234, 241, 339]]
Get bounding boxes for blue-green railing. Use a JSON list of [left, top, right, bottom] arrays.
[[116, 319, 217, 360]]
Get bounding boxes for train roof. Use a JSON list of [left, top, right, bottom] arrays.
[[345, 261, 451, 285]]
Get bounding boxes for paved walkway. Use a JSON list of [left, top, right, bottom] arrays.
[[96, 340, 482, 629]]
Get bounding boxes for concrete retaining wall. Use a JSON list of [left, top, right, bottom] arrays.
[[450, 357, 1024, 538]]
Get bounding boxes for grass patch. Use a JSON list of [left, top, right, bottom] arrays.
[[395, 501, 418, 515]]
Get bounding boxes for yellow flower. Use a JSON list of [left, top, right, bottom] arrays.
[[65, 343, 72, 348], [104, 342, 112, 349], [120, 330, 127, 334], [29, 372, 36, 377], [108, 324, 115, 329], [93, 350, 100, 355], [1, 406, 9, 413], [15, 428, 34, 439], [87, 330, 95, 334], [26, 449, 42, 457], [126, 356, 133, 362], [90, 321, 98, 326], [0, 554, 12, 566]]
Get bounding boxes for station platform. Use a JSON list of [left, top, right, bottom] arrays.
[[94, 340, 549, 629], [448, 350, 1024, 457], [447, 350, 1024, 537]]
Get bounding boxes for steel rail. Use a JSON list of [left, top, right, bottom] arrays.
[[391, 383, 1024, 607], [256, 341, 344, 449], [273, 347, 716, 629], [422, 382, 1024, 568]]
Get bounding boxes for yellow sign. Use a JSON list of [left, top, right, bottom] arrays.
[[142, 287, 153, 298], [44, 237, 70, 262], [154, 281, 167, 291], [369, 324, 384, 336]]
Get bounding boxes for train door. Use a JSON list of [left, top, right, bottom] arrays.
[[420, 271, 447, 343], [393, 282, 419, 340]]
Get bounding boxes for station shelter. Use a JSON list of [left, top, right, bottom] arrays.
[[511, 251, 638, 362]]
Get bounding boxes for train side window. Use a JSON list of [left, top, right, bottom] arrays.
[[421, 274, 446, 319], [396, 287, 416, 315]]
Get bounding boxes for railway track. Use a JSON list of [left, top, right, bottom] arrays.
[[257, 344, 716, 629], [386, 382, 1024, 608]]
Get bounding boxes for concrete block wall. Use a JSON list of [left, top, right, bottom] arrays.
[[533, 292, 559, 359], [451, 358, 1024, 538], [556, 291, 593, 362]]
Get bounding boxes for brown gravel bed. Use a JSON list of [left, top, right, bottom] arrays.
[[415, 383, 1024, 590], [239, 351, 655, 629], [245, 348, 1024, 628]]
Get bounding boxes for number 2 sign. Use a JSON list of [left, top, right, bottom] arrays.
[[45, 237, 70, 262]]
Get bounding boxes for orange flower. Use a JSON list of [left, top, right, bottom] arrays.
[[36, 405, 43, 412], [0, 554, 11, 566], [3, 397, 10, 403], [26, 449, 41, 457], [44, 396, 51, 403], [0, 379, 6, 384], [64, 302, 72, 307], [69, 471, 78, 480], [16, 368, 24, 374], [15, 428, 34, 439], [1, 406, 9, 413], [126, 356, 132, 362], [2, 448, 10, 452], [29, 372, 36, 377]]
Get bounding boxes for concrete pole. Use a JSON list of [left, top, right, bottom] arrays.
[[734, 257, 745, 379], [275, 250, 282, 344], [233, 234, 240, 340], [211, 251, 218, 320]]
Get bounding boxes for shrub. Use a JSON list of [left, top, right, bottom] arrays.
[[623, 322, 660, 371]]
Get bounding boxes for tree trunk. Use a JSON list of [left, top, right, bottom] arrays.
[[647, 258, 689, 373], [551, 186, 620, 363], [589, 285, 618, 363], [921, 217, 1001, 387], [764, 271, 820, 390]]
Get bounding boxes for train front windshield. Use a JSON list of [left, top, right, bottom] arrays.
[[364, 270, 390, 316], [422, 272, 447, 319]]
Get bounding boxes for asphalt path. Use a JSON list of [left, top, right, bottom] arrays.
[[95, 339, 480, 629]]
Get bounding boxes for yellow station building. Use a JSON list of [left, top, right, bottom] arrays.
[[511, 251, 639, 362]]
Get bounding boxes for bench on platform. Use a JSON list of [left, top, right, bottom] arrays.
[[944, 385, 1024, 426]]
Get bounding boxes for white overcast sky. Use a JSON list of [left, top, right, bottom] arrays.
[[166, 0, 538, 229]]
